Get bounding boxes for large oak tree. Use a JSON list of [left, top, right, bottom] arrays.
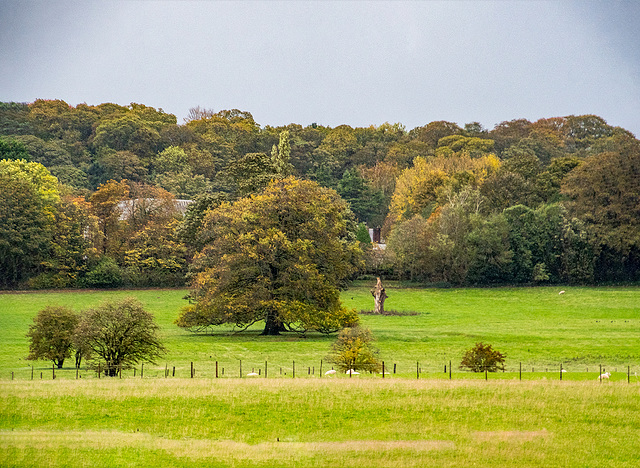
[[177, 177, 363, 335]]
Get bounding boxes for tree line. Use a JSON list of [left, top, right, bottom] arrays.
[[1, 100, 639, 291]]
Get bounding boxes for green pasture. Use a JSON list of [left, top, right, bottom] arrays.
[[1, 378, 639, 467], [1, 285, 640, 467], [0, 283, 639, 380]]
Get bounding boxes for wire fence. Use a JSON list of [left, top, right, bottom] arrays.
[[5, 360, 640, 383]]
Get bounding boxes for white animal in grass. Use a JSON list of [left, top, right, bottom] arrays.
[[247, 372, 259, 377], [598, 372, 611, 380], [345, 369, 360, 375], [324, 369, 337, 375], [559, 290, 566, 295]]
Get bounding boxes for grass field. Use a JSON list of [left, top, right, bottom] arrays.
[[1, 283, 639, 380], [1, 284, 639, 467], [1, 378, 639, 467]]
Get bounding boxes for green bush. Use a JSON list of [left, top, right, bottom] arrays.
[[27, 272, 76, 289], [459, 342, 506, 372], [84, 257, 123, 288]]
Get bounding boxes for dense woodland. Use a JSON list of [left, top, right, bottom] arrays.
[[1, 99, 639, 289]]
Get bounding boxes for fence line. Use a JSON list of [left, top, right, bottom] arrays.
[[5, 360, 640, 383]]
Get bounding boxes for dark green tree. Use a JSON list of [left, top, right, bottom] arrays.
[[337, 168, 386, 226], [26, 306, 79, 369], [0, 136, 30, 161]]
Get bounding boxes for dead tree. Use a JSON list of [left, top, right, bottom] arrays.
[[371, 277, 388, 315]]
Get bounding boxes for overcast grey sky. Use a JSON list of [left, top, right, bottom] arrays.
[[1, 1, 638, 136]]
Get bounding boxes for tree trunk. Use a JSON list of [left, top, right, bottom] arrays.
[[55, 359, 64, 369], [371, 277, 387, 315], [261, 309, 285, 335]]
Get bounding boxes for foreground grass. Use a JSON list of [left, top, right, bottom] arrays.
[[1, 378, 639, 467], [1, 285, 640, 379]]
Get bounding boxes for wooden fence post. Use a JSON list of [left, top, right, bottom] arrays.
[[560, 363, 563, 381], [485, 369, 488, 381], [31, 365, 34, 380], [240, 360, 242, 378], [191, 362, 194, 378], [52, 363, 55, 380], [98, 363, 101, 379], [320, 360, 323, 377], [265, 361, 268, 379], [393, 363, 396, 374], [519, 362, 522, 381], [141, 363, 144, 378], [416, 361, 419, 380], [173, 366, 175, 377], [599, 364, 602, 383], [293, 361, 295, 378], [449, 360, 452, 380], [628, 365, 630, 384], [216, 361, 219, 379]]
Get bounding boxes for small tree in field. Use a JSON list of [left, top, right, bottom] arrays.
[[327, 326, 381, 373], [74, 297, 166, 377], [26, 306, 79, 369], [459, 342, 506, 372]]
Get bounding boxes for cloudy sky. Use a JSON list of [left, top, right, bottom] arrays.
[[1, 1, 638, 135]]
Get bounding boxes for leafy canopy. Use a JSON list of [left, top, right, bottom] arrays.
[[74, 297, 166, 377]]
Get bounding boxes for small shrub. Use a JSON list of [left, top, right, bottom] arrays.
[[326, 326, 381, 373], [460, 342, 506, 372]]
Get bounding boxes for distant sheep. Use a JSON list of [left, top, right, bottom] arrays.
[[247, 372, 259, 377], [346, 369, 360, 375], [598, 372, 611, 380], [559, 290, 566, 295], [324, 369, 337, 375]]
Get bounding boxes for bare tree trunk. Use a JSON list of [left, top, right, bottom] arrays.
[[371, 277, 387, 315]]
